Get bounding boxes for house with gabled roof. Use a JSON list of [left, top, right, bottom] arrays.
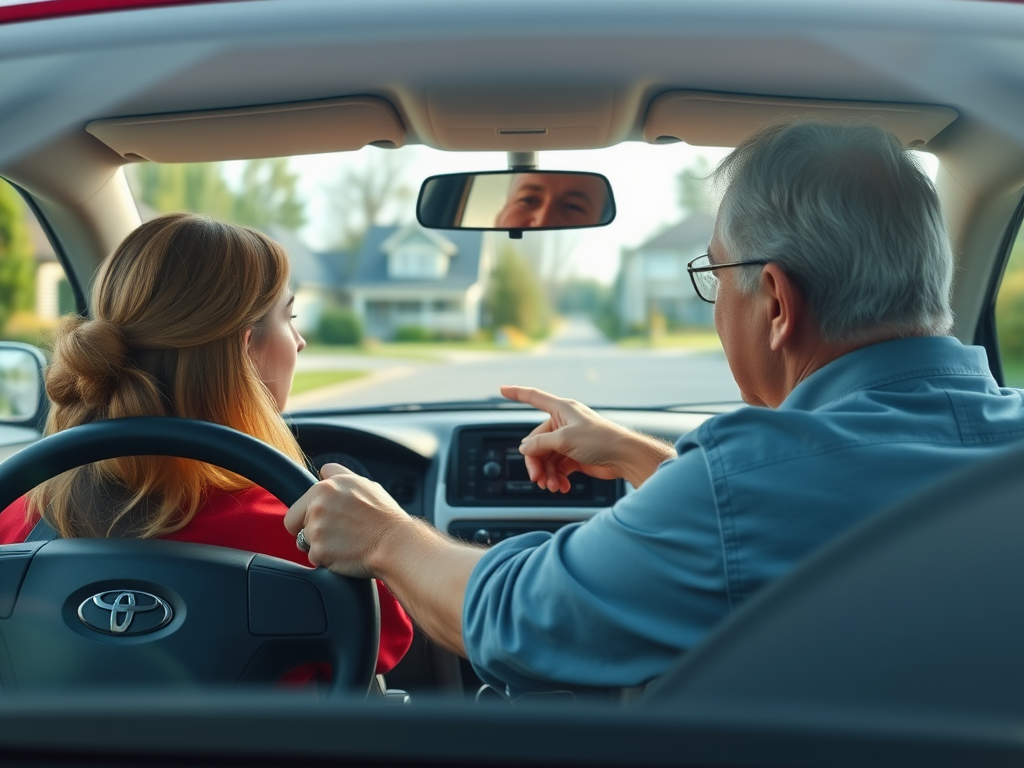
[[285, 222, 491, 341], [618, 213, 716, 332], [343, 223, 491, 340], [266, 226, 351, 337]]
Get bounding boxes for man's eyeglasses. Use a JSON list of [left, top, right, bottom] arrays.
[[686, 253, 770, 303]]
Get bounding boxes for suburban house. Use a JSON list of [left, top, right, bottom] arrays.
[[617, 212, 716, 332], [24, 209, 491, 343], [27, 213, 73, 324], [287, 223, 491, 341], [266, 226, 350, 338]]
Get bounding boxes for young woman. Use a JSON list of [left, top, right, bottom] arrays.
[[0, 212, 413, 676]]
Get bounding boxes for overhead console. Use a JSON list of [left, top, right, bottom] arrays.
[[643, 90, 959, 149], [86, 96, 406, 163], [424, 85, 626, 151]]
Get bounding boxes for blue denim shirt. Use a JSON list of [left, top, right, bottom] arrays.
[[462, 336, 1024, 693]]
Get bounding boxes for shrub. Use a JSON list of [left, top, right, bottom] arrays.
[[394, 325, 434, 342], [316, 307, 363, 346]]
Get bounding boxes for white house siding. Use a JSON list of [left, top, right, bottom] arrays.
[[617, 218, 715, 330], [35, 261, 65, 321], [293, 287, 328, 335], [353, 288, 479, 340]]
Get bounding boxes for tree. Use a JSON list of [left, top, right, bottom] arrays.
[[127, 159, 306, 232], [555, 278, 610, 316], [676, 155, 714, 217], [127, 162, 235, 220], [486, 245, 550, 338], [232, 158, 306, 231], [996, 239, 1024, 381], [325, 150, 412, 249], [0, 181, 34, 332]]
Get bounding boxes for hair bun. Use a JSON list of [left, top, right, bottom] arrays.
[[46, 316, 130, 408]]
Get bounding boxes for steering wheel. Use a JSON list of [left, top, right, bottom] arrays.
[[0, 416, 378, 695]]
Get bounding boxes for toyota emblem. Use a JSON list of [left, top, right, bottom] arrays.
[[77, 590, 173, 636]]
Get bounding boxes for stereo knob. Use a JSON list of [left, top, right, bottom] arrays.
[[482, 461, 502, 479], [473, 529, 492, 545]]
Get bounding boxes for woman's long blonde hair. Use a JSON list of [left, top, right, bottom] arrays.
[[28, 212, 305, 539]]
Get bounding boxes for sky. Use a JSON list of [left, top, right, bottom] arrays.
[[225, 142, 939, 286], [230, 142, 733, 286]]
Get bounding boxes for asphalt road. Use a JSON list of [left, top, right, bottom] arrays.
[[288, 318, 741, 411]]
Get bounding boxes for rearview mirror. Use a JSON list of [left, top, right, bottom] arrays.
[[417, 171, 615, 236]]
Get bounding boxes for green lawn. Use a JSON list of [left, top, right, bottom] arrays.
[[303, 339, 522, 360], [290, 369, 368, 395], [616, 330, 723, 351]]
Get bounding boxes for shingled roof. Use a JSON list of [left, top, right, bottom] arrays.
[[636, 212, 715, 252], [347, 224, 486, 289]]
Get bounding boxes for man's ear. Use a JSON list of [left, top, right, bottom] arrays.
[[761, 264, 804, 352]]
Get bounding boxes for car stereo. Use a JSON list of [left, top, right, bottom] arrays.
[[446, 425, 622, 507]]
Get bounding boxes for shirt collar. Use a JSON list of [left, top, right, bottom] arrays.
[[779, 336, 993, 412]]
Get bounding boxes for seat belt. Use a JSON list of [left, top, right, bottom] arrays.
[[25, 517, 60, 542]]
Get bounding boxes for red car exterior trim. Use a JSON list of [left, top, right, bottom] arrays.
[[0, 0, 247, 24]]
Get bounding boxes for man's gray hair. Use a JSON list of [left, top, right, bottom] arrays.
[[714, 121, 954, 344]]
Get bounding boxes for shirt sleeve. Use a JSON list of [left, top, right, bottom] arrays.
[[0, 496, 35, 544], [462, 440, 730, 693]]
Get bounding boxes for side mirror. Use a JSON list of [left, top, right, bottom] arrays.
[[417, 171, 615, 237], [0, 342, 47, 430]]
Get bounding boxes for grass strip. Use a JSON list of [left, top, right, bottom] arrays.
[[290, 370, 368, 395]]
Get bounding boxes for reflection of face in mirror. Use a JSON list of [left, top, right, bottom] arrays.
[[494, 173, 608, 229]]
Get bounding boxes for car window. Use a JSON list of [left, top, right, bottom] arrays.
[[0, 178, 74, 348], [123, 144, 744, 411], [123, 145, 941, 412], [995, 223, 1024, 387]]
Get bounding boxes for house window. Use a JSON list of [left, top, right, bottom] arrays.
[[431, 299, 460, 312], [389, 242, 448, 279]]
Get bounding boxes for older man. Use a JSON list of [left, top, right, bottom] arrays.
[[493, 172, 609, 229], [285, 122, 1024, 694]]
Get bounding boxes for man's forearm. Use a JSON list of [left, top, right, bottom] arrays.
[[617, 431, 677, 488], [368, 515, 486, 657]]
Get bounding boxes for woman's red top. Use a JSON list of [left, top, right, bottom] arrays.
[[0, 487, 413, 676]]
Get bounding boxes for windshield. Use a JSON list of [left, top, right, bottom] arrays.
[[121, 143, 938, 412]]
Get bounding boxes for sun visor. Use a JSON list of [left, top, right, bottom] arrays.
[[86, 97, 406, 163], [644, 91, 958, 149]]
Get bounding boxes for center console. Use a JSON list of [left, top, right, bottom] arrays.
[[446, 425, 622, 508], [442, 424, 623, 546]]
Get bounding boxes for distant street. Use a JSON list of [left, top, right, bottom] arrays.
[[288, 317, 740, 411]]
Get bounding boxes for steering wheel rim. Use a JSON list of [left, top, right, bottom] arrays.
[[0, 416, 317, 509], [0, 416, 378, 695]]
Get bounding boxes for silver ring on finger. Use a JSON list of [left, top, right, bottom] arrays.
[[296, 528, 311, 553]]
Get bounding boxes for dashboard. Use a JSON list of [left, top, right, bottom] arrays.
[[291, 406, 716, 692], [292, 408, 712, 541]]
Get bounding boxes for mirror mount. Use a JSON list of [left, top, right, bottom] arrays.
[[507, 151, 538, 171]]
